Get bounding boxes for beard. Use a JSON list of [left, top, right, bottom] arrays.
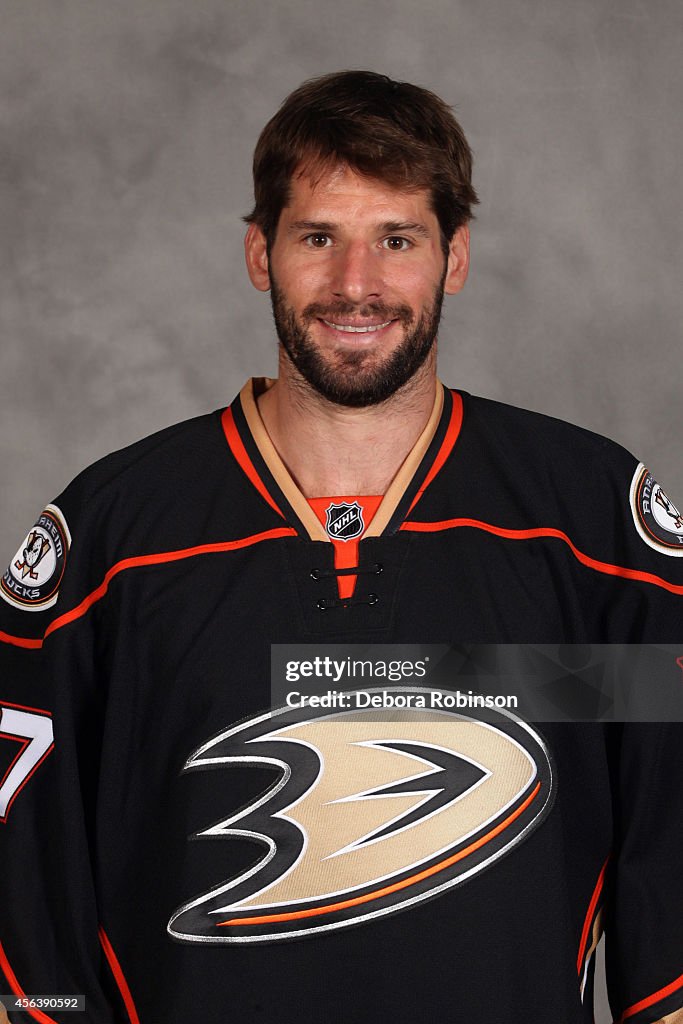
[[268, 271, 446, 408]]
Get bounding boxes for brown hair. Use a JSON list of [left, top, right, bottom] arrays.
[[244, 70, 478, 252]]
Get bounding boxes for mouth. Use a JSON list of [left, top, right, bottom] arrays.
[[320, 319, 395, 334]]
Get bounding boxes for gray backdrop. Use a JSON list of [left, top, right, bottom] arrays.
[[2, 2, 682, 1020]]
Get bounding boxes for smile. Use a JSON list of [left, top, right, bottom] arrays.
[[321, 320, 394, 333]]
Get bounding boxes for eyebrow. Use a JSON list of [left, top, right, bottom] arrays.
[[288, 221, 337, 234], [381, 221, 431, 238], [287, 220, 432, 238]]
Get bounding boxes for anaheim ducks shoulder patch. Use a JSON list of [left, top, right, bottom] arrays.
[[1, 504, 71, 610], [168, 691, 554, 944], [630, 464, 683, 557]]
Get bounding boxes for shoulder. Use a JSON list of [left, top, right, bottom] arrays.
[[61, 411, 226, 512], [453, 390, 683, 575], [454, 392, 640, 523], [49, 410, 234, 561], [0, 409, 251, 633], [461, 392, 634, 476]]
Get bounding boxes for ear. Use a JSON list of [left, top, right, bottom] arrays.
[[443, 224, 470, 295], [244, 223, 271, 292]]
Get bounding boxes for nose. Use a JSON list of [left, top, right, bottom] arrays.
[[330, 242, 382, 305]]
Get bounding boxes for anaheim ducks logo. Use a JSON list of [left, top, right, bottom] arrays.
[[15, 531, 51, 580], [0, 504, 71, 610], [168, 692, 554, 944], [630, 464, 683, 556]]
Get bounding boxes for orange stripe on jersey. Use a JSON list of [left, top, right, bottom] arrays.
[[0, 700, 52, 717], [218, 780, 541, 928], [0, 527, 297, 650], [0, 631, 43, 650], [577, 856, 609, 975], [0, 939, 58, 1023], [99, 926, 141, 1024], [221, 406, 285, 518], [401, 519, 683, 596], [407, 390, 463, 514], [618, 972, 683, 1021]]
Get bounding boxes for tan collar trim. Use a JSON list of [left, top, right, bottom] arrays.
[[364, 381, 443, 538], [239, 378, 444, 543], [656, 1010, 683, 1024], [240, 379, 328, 541]]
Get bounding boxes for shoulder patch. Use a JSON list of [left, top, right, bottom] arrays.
[[1, 504, 71, 610], [630, 464, 683, 557]]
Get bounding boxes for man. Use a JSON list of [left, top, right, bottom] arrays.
[[0, 71, 681, 1024]]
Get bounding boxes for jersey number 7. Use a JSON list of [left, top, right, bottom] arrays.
[[0, 704, 54, 822]]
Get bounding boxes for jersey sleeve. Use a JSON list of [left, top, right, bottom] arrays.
[[603, 462, 683, 1022], [0, 496, 122, 1023], [603, 459, 683, 642], [605, 721, 683, 1024]]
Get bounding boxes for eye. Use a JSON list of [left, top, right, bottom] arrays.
[[382, 236, 412, 251], [304, 234, 332, 248]]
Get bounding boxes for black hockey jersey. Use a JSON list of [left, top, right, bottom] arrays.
[[1, 381, 682, 1024]]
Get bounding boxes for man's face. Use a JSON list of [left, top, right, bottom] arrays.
[[246, 165, 469, 407]]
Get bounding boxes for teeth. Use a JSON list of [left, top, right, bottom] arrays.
[[322, 320, 393, 333]]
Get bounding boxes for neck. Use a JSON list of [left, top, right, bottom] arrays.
[[257, 351, 438, 498]]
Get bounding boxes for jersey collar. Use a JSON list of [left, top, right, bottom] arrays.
[[221, 378, 462, 541]]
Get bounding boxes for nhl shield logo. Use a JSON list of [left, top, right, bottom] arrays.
[[324, 501, 365, 541]]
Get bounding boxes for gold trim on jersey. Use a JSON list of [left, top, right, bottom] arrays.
[[240, 378, 444, 542]]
